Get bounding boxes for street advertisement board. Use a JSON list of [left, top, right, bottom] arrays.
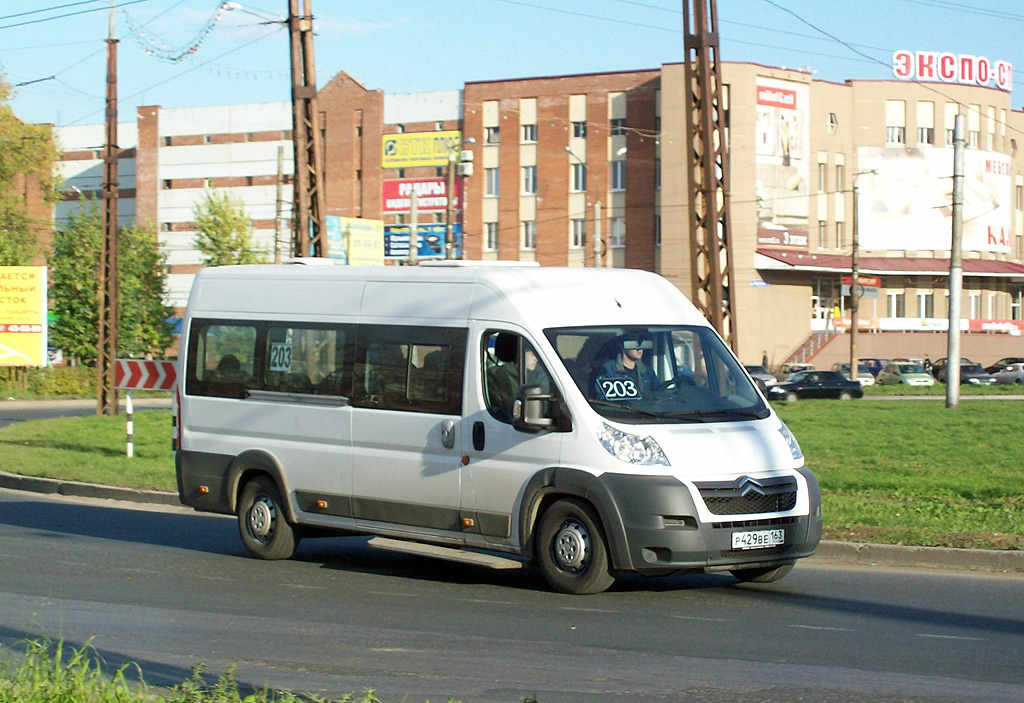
[[325, 216, 385, 266], [381, 131, 462, 169], [382, 178, 462, 214], [755, 78, 811, 249], [856, 147, 1012, 253], [0, 266, 47, 367], [384, 224, 462, 260]]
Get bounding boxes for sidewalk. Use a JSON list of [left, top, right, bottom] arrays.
[[2, 469, 1021, 575]]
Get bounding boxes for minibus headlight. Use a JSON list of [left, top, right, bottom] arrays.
[[779, 423, 803, 461], [598, 423, 670, 466]]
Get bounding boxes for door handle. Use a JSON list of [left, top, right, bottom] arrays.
[[472, 421, 485, 451], [440, 418, 456, 449]]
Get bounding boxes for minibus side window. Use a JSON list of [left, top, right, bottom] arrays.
[[188, 320, 258, 398], [352, 325, 465, 415], [263, 324, 348, 396], [482, 331, 555, 424]]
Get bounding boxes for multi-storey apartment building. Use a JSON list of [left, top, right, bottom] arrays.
[[50, 58, 1024, 365]]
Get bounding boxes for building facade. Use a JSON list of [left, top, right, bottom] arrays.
[[50, 60, 1024, 366]]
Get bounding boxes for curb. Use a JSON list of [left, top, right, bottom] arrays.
[[2, 470, 1022, 575]]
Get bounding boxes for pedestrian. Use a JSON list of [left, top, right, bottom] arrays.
[[761, 350, 769, 369]]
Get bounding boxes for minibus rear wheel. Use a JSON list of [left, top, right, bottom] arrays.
[[537, 498, 615, 595], [238, 475, 300, 560]]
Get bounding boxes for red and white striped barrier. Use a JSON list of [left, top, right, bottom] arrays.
[[114, 359, 177, 390]]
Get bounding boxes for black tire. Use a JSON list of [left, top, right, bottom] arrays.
[[730, 563, 794, 583], [536, 498, 615, 595], [784, 391, 798, 402], [838, 390, 853, 400], [238, 475, 300, 560]]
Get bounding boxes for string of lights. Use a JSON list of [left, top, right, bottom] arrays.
[[122, 0, 238, 64]]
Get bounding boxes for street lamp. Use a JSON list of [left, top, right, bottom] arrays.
[[444, 137, 474, 260], [850, 169, 876, 384]]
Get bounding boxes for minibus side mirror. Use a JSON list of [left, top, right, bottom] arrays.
[[512, 384, 569, 433]]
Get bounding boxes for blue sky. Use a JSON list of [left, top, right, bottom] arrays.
[[3, 0, 1024, 127]]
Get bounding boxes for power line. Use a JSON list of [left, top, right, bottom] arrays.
[[0, 0, 152, 31]]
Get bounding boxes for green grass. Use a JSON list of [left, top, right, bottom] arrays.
[[0, 637, 414, 703], [775, 399, 1023, 550], [1, 403, 1021, 550], [0, 409, 176, 492]]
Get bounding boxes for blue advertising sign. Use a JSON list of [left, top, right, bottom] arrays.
[[384, 224, 462, 260]]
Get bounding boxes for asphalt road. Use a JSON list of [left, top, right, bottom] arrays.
[[1, 488, 1022, 703]]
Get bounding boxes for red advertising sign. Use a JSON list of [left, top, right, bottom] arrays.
[[382, 178, 462, 214], [756, 86, 797, 110], [841, 275, 882, 288]]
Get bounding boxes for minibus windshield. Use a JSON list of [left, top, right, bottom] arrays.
[[545, 325, 770, 423]]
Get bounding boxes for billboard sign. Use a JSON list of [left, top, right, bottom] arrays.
[[382, 178, 462, 214], [856, 147, 1012, 253], [0, 266, 47, 367], [381, 131, 461, 168], [755, 78, 810, 249], [325, 216, 385, 266], [384, 224, 462, 260], [893, 50, 1012, 92]]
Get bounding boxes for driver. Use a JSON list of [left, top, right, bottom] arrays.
[[594, 334, 660, 400]]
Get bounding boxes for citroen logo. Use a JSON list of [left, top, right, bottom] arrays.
[[738, 477, 767, 498]]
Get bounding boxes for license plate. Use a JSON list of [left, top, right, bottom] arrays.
[[732, 528, 784, 550]]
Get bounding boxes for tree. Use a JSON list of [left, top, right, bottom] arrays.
[[193, 190, 266, 266], [0, 71, 60, 265], [49, 205, 174, 362]]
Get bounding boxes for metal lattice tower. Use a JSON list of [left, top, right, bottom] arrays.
[[682, 0, 737, 352], [97, 10, 119, 415], [288, 0, 326, 257]]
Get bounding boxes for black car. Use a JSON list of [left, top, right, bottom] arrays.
[[936, 362, 997, 385], [929, 356, 976, 380], [767, 370, 864, 401]]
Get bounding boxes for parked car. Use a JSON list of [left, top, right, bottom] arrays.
[[929, 356, 976, 380], [830, 362, 876, 386], [876, 361, 936, 386], [990, 362, 1024, 385], [936, 362, 997, 385], [774, 362, 815, 382], [767, 370, 864, 401], [858, 357, 891, 377], [984, 357, 1024, 374], [743, 364, 777, 390]]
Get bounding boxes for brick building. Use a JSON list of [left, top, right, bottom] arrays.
[[48, 59, 1024, 366]]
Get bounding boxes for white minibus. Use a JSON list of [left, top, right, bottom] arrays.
[[174, 262, 820, 594]]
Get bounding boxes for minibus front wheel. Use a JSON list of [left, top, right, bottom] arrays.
[[536, 498, 615, 595], [238, 475, 301, 560]]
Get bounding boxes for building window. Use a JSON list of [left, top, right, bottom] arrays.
[[609, 216, 625, 248], [204, 135, 213, 144], [835, 221, 844, 250], [827, 113, 838, 134], [918, 127, 934, 145], [571, 163, 587, 192], [162, 179, 172, 190], [522, 220, 537, 250], [610, 160, 626, 191], [818, 220, 826, 248], [654, 158, 661, 190], [397, 169, 405, 178], [205, 177, 214, 188], [655, 215, 661, 246], [522, 165, 537, 195], [573, 121, 587, 138], [946, 127, 956, 146], [521, 124, 537, 143], [835, 164, 844, 192], [571, 218, 586, 248], [163, 136, 172, 147], [817, 163, 826, 192], [485, 222, 498, 251], [435, 166, 444, 178], [885, 126, 906, 145], [485, 126, 500, 144], [1012, 291, 1022, 321], [162, 222, 172, 232], [1017, 185, 1023, 210], [396, 124, 405, 133], [887, 292, 906, 318], [435, 121, 445, 131], [918, 292, 934, 318], [969, 130, 980, 148], [485, 167, 499, 197], [610, 118, 626, 136]]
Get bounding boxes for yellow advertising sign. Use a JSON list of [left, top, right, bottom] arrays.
[[381, 130, 461, 168], [0, 266, 48, 367], [325, 216, 384, 266]]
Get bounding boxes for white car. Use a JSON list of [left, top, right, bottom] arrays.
[[991, 362, 1024, 385]]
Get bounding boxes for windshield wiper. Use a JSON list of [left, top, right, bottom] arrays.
[[661, 407, 769, 422], [587, 399, 662, 418]]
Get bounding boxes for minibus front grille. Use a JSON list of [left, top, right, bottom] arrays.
[[695, 476, 798, 516]]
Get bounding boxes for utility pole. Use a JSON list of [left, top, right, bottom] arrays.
[[97, 0, 119, 415], [946, 114, 965, 407], [288, 0, 326, 257], [274, 145, 284, 263], [682, 0, 738, 353]]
